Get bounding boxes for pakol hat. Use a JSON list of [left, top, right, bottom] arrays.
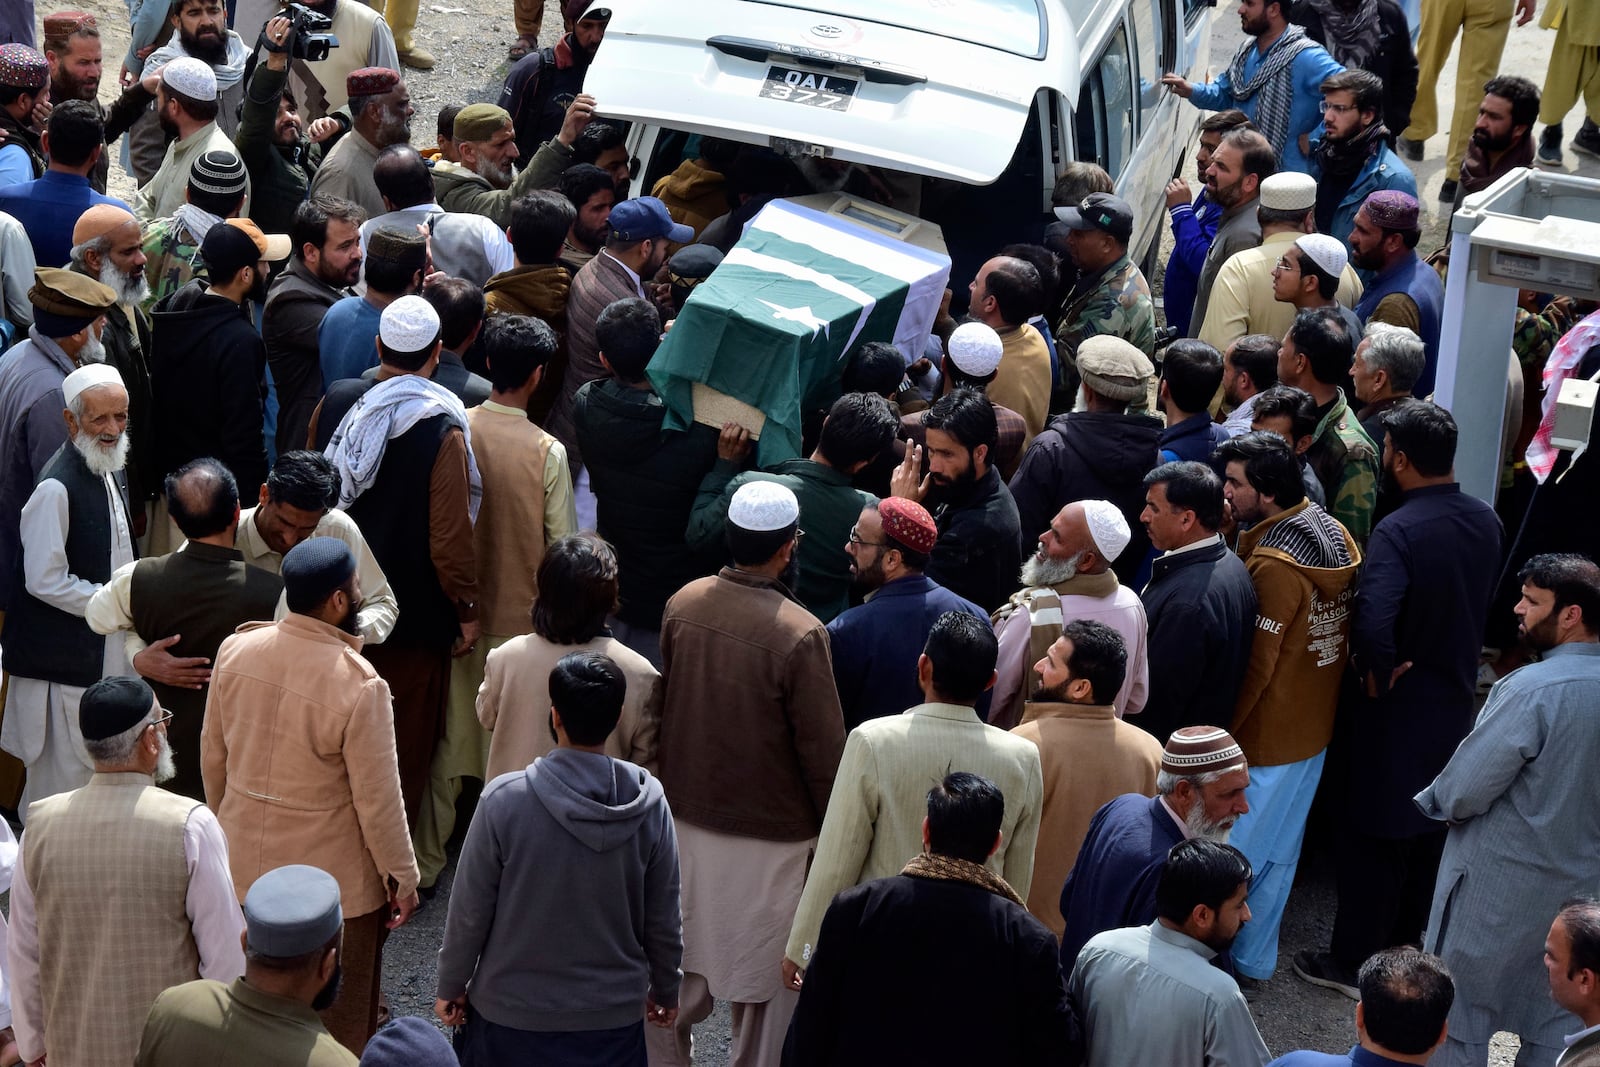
[[28, 266, 117, 337], [1259, 172, 1317, 212], [160, 56, 217, 101], [877, 497, 937, 555], [946, 321, 1003, 378], [0, 44, 49, 90], [729, 480, 799, 532], [1076, 335, 1153, 403], [1162, 725, 1247, 777], [347, 66, 400, 98], [244, 864, 343, 957], [452, 103, 512, 143], [79, 676, 156, 741]]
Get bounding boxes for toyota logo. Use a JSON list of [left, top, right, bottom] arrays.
[[810, 23, 843, 38]]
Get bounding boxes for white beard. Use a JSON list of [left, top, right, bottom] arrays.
[[154, 729, 176, 784], [1186, 800, 1234, 843], [1019, 549, 1085, 588], [72, 429, 130, 477]]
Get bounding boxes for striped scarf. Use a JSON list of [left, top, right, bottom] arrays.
[[1257, 503, 1352, 568], [902, 852, 1027, 908], [1226, 25, 1318, 157]]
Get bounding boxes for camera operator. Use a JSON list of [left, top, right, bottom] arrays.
[[236, 0, 398, 124], [238, 13, 345, 233]]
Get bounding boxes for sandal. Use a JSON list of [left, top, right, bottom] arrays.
[[509, 35, 535, 60]]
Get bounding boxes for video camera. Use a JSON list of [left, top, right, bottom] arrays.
[[268, 3, 339, 61]]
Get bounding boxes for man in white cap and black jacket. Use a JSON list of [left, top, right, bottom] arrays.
[[9, 675, 245, 1067], [651, 480, 844, 1067], [0, 361, 137, 810]]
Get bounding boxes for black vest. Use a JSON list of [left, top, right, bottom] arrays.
[[1, 445, 130, 687], [314, 377, 376, 452], [347, 412, 458, 648], [128, 541, 283, 800]]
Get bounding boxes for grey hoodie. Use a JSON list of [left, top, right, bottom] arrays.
[[436, 748, 683, 1031]]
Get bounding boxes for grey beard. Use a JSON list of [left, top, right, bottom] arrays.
[[104, 263, 150, 307], [73, 429, 130, 477], [1020, 549, 1085, 587], [476, 157, 515, 189], [77, 331, 107, 364], [1186, 800, 1233, 843]]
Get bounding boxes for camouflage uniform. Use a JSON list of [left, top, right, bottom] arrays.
[[1305, 389, 1379, 543], [1054, 254, 1156, 411], [140, 217, 208, 311]]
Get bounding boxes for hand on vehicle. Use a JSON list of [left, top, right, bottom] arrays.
[[1159, 73, 1193, 98]]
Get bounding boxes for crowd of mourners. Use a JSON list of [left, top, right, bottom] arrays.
[[0, 0, 1598, 1063]]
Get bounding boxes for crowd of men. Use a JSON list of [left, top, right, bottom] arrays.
[[0, 0, 1598, 1064]]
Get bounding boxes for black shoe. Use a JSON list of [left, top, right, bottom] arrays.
[[1235, 974, 1265, 1002], [1293, 950, 1360, 1000], [1397, 136, 1424, 161], [1538, 124, 1565, 167], [1573, 118, 1600, 161], [1438, 178, 1458, 203]]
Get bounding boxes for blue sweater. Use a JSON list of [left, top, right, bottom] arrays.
[[1164, 191, 1223, 336], [317, 295, 384, 389], [1191, 39, 1345, 173]]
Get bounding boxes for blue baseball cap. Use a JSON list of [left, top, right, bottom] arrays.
[[608, 197, 695, 244]]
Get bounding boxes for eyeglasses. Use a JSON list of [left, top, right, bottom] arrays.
[[847, 527, 887, 548], [148, 710, 174, 732], [1319, 101, 1360, 115], [1273, 256, 1301, 273]]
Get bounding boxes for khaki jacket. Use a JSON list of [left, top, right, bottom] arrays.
[[201, 614, 419, 914], [478, 632, 661, 781], [1011, 702, 1162, 936]]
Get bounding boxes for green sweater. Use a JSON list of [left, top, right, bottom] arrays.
[[237, 64, 331, 236]]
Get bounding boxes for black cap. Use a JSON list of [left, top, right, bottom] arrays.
[[80, 676, 156, 741], [1054, 192, 1134, 244], [200, 221, 262, 281], [282, 536, 357, 608]]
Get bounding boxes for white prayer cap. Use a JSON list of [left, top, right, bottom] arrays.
[[379, 295, 440, 353], [729, 480, 799, 533], [1258, 172, 1316, 212], [62, 363, 124, 408], [1294, 233, 1348, 279], [946, 322, 1003, 377], [160, 57, 217, 101], [1081, 499, 1131, 563]]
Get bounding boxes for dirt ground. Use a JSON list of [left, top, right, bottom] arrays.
[[44, 0, 1592, 1060]]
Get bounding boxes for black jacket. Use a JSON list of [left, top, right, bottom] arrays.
[[783, 874, 1077, 1067], [573, 378, 724, 629], [149, 280, 269, 497], [264, 255, 346, 455], [1008, 410, 1164, 585], [1292, 0, 1419, 138], [925, 464, 1023, 614], [1136, 538, 1258, 743]]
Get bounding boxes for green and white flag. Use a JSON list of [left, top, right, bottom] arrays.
[[648, 198, 950, 463]]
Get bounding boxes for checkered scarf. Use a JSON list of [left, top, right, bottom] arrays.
[[1225, 24, 1318, 157]]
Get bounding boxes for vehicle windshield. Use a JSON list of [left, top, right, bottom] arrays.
[[748, 0, 1046, 59]]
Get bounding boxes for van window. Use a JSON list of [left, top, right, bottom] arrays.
[[1183, 0, 1210, 25], [1073, 25, 1136, 178], [1130, 0, 1162, 134], [749, 0, 1046, 59]]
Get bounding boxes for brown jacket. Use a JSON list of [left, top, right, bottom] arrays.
[[1011, 702, 1162, 936], [658, 567, 845, 840], [478, 632, 661, 780], [201, 614, 420, 915]]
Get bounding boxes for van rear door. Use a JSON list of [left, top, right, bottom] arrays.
[[582, 0, 1079, 186]]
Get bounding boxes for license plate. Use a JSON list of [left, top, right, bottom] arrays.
[[759, 65, 858, 111]]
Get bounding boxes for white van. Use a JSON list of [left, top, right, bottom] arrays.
[[584, 0, 1217, 296]]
